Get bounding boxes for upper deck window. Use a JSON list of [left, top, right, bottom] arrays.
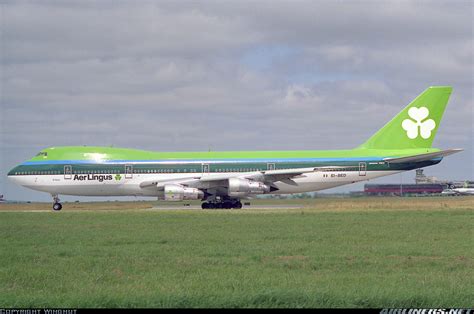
[[35, 152, 48, 157]]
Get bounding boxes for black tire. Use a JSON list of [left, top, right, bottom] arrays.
[[233, 201, 242, 209], [201, 202, 209, 209], [223, 201, 232, 209], [53, 203, 62, 211]]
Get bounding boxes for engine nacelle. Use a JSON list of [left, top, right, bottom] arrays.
[[161, 184, 204, 201], [228, 178, 270, 197]]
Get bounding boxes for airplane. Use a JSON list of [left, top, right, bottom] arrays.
[[441, 189, 474, 196], [447, 188, 474, 195], [8, 86, 462, 211], [442, 183, 474, 196]]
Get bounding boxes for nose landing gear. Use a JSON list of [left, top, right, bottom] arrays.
[[52, 194, 62, 211]]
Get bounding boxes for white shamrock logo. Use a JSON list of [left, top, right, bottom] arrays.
[[401, 107, 436, 139]]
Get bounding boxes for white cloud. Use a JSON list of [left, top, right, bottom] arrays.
[[1, 0, 472, 200]]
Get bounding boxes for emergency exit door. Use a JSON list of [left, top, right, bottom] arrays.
[[359, 162, 367, 176]]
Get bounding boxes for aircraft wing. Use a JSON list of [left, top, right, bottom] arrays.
[[240, 168, 317, 186], [139, 176, 201, 189], [139, 166, 357, 190], [383, 148, 463, 164]]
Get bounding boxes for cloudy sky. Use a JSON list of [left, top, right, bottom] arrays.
[[1, 0, 472, 201]]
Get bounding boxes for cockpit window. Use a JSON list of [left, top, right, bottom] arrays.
[[35, 152, 48, 157]]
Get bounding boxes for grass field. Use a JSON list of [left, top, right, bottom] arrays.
[[0, 197, 472, 308]]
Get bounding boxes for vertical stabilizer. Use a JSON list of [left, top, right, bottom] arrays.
[[358, 86, 452, 150]]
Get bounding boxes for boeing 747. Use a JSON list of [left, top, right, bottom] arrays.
[[8, 86, 462, 210]]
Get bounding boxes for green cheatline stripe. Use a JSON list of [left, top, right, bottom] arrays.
[[28, 146, 441, 162], [9, 159, 440, 176]]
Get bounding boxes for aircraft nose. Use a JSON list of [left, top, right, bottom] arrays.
[[7, 165, 27, 187], [8, 165, 19, 177], [7, 165, 23, 184]]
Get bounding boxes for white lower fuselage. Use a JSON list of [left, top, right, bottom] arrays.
[[9, 170, 401, 197]]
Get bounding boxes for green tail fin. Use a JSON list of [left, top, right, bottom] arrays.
[[358, 86, 452, 150]]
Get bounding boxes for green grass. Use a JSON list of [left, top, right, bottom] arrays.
[[0, 203, 472, 308]]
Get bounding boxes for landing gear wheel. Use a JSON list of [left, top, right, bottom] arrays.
[[51, 194, 62, 211], [223, 201, 233, 209]]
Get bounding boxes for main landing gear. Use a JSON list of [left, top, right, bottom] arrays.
[[201, 200, 243, 209], [52, 194, 62, 211]]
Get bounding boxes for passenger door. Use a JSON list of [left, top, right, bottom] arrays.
[[64, 165, 72, 180], [267, 163, 275, 171], [359, 162, 367, 176], [125, 164, 133, 179]]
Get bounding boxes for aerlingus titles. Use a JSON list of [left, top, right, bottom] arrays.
[[73, 174, 113, 182]]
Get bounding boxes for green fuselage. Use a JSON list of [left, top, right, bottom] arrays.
[[8, 146, 441, 177]]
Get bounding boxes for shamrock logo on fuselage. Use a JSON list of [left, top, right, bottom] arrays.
[[401, 107, 436, 139]]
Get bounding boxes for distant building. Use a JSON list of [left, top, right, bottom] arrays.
[[415, 169, 445, 184], [415, 169, 473, 189], [349, 191, 366, 197], [364, 184, 446, 196], [363, 170, 473, 196]]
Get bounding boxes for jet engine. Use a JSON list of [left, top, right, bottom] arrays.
[[228, 178, 270, 197], [161, 184, 204, 201]]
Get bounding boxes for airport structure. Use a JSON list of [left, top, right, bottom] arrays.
[[364, 183, 445, 196], [363, 169, 473, 196]]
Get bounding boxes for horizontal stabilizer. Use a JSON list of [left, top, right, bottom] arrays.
[[383, 148, 463, 164]]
